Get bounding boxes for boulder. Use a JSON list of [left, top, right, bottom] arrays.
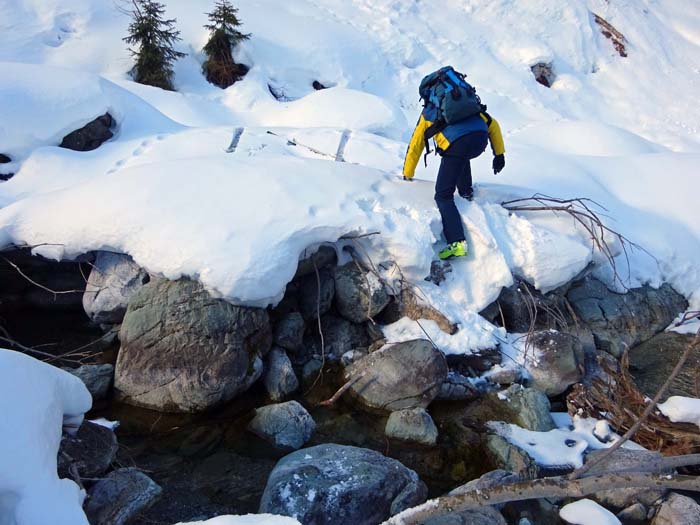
[[566, 277, 687, 357], [64, 363, 114, 400], [263, 348, 299, 401], [85, 468, 162, 525], [334, 262, 390, 323], [294, 245, 337, 278], [653, 493, 700, 525], [274, 312, 305, 352], [454, 385, 555, 432], [343, 339, 448, 412], [58, 421, 118, 479], [485, 435, 539, 479], [302, 314, 370, 363], [618, 502, 648, 522], [525, 330, 584, 396], [114, 278, 271, 413], [59, 113, 114, 151], [584, 448, 669, 510], [447, 349, 502, 376], [437, 371, 481, 401], [248, 401, 316, 451], [260, 444, 427, 524], [298, 267, 335, 321], [385, 408, 439, 446], [531, 62, 555, 87], [629, 332, 700, 399], [83, 252, 149, 326], [423, 507, 507, 525]]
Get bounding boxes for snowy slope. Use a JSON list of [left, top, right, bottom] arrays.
[[1, 0, 700, 328]]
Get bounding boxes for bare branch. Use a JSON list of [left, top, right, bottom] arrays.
[[381, 473, 700, 525]]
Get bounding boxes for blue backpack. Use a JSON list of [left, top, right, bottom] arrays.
[[418, 66, 486, 155]]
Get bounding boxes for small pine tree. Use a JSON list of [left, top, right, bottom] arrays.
[[123, 0, 186, 91], [202, 0, 250, 88]]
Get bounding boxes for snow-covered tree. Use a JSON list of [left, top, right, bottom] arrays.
[[202, 0, 250, 88], [123, 0, 186, 91]]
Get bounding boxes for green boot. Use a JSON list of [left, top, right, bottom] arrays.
[[438, 240, 468, 260]]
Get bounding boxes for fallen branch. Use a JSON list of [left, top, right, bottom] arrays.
[[381, 472, 700, 525], [501, 194, 652, 289], [2, 256, 86, 297], [318, 372, 364, 406]]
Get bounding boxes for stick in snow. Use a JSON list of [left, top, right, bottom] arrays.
[[335, 129, 351, 162], [225, 127, 245, 153]]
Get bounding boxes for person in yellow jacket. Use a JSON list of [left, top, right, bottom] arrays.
[[403, 102, 505, 260]]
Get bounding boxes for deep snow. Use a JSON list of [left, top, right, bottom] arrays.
[[0, 349, 92, 525]]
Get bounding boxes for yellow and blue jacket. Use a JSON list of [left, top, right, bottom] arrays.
[[402, 105, 505, 179]]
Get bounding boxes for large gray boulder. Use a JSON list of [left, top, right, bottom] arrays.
[[525, 330, 584, 396], [114, 278, 271, 413], [653, 493, 700, 525], [58, 421, 117, 479], [260, 444, 427, 525], [567, 277, 687, 357], [247, 401, 316, 451], [83, 252, 149, 325], [343, 339, 448, 412], [263, 348, 299, 401], [85, 468, 161, 525], [334, 262, 390, 323]]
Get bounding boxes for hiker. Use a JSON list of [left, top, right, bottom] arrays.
[[402, 66, 505, 260]]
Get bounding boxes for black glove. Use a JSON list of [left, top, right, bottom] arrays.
[[493, 154, 505, 174]]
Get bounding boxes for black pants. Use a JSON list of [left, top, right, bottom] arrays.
[[435, 132, 488, 243]]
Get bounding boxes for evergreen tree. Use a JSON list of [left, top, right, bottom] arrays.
[[123, 0, 186, 91], [202, 1, 250, 88]]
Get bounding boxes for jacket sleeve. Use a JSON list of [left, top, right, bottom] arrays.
[[402, 115, 428, 179], [486, 116, 505, 156]]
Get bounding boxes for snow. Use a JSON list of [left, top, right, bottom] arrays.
[[175, 515, 301, 525], [490, 413, 644, 469], [0, 349, 92, 525], [2, 0, 700, 516], [658, 396, 700, 428], [559, 499, 621, 525]]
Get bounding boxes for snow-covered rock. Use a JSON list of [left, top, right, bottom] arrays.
[[175, 515, 301, 525], [0, 349, 92, 525]]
